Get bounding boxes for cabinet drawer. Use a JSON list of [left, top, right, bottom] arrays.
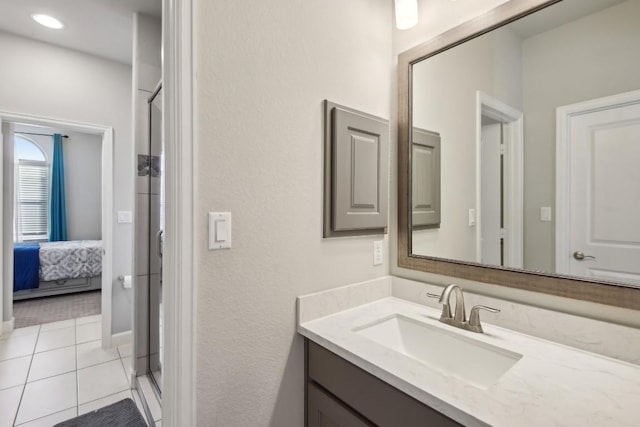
[[307, 341, 461, 427], [308, 383, 374, 427]]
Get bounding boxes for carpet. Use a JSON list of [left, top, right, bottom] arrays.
[[13, 290, 101, 328], [54, 398, 147, 427]]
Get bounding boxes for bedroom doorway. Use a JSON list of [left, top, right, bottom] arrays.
[[0, 112, 114, 343]]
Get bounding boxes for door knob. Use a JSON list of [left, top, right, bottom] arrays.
[[573, 251, 596, 261]]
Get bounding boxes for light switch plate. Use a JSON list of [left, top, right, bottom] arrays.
[[209, 212, 232, 250], [540, 207, 552, 222], [117, 211, 133, 224], [468, 209, 476, 227], [373, 240, 383, 266]]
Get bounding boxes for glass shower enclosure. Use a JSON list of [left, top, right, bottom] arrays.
[[148, 84, 164, 394]]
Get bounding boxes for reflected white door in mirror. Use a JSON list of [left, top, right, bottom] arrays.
[[556, 89, 640, 286]]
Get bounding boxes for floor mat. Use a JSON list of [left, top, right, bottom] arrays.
[[54, 398, 147, 427], [13, 290, 101, 328]]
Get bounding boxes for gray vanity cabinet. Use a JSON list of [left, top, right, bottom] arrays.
[[305, 340, 462, 427], [308, 382, 373, 427]]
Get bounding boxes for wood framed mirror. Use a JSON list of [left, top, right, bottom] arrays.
[[397, 0, 640, 310]]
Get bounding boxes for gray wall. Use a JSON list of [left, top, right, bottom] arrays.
[[522, 0, 640, 272], [194, 0, 392, 424], [0, 31, 133, 332]]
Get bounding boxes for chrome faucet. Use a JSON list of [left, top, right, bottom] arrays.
[[427, 284, 499, 333]]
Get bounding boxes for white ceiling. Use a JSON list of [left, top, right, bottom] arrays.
[[0, 0, 161, 65]]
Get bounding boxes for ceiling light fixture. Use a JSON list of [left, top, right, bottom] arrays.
[[395, 0, 418, 30], [31, 14, 64, 30]]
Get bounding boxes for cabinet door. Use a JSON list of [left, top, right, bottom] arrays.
[[308, 383, 372, 427]]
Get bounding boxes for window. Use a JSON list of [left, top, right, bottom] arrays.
[[14, 135, 49, 241]]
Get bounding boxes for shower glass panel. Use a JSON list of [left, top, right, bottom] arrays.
[[148, 84, 164, 394]]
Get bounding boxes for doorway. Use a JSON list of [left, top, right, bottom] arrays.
[[475, 92, 524, 268], [0, 113, 114, 343], [556, 89, 640, 285]]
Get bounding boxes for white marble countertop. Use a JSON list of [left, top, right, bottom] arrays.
[[298, 296, 640, 427]]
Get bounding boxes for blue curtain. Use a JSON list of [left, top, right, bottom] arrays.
[[49, 133, 67, 241]]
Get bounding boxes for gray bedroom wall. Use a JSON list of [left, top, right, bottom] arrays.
[[0, 30, 133, 333], [62, 132, 102, 241]]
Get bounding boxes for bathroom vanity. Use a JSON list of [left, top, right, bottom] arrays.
[[298, 277, 640, 427], [306, 340, 460, 427]]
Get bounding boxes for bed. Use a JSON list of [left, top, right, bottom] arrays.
[[13, 240, 102, 300]]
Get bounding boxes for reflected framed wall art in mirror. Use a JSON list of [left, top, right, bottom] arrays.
[[397, 0, 640, 310]]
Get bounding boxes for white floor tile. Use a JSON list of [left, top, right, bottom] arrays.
[[35, 327, 75, 353], [0, 326, 40, 340], [118, 342, 133, 358], [77, 340, 119, 369], [77, 359, 129, 404], [75, 315, 101, 326], [16, 407, 77, 427], [0, 385, 23, 427], [121, 357, 133, 385], [40, 319, 75, 332], [0, 334, 37, 361], [16, 372, 77, 424], [0, 355, 31, 390], [28, 346, 76, 382], [76, 322, 101, 344], [78, 390, 133, 415]]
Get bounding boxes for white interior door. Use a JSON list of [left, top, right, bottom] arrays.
[[567, 100, 640, 285], [480, 122, 502, 266]]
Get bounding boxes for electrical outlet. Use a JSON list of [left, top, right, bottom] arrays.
[[373, 240, 383, 266]]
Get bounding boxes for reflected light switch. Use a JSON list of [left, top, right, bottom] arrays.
[[117, 211, 132, 224], [209, 212, 232, 250], [540, 207, 552, 222]]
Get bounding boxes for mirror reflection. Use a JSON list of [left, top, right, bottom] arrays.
[[410, 0, 640, 286]]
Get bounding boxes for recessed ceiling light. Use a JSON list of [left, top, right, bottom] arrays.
[[31, 14, 64, 30]]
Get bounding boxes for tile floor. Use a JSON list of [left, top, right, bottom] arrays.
[[0, 315, 144, 427]]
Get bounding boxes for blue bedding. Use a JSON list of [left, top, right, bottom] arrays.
[[14, 242, 40, 292]]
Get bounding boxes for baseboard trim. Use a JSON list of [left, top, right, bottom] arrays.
[[2, 317, 15, 334], [111, 330, 133, 347]]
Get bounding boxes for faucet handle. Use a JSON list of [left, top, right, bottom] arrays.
[[468, 305, 500, 333]]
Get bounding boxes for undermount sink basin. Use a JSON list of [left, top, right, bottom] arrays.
[[354, 314, 522, 389]]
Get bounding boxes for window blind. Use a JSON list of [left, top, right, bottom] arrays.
[[17, 160, 49, 241]]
